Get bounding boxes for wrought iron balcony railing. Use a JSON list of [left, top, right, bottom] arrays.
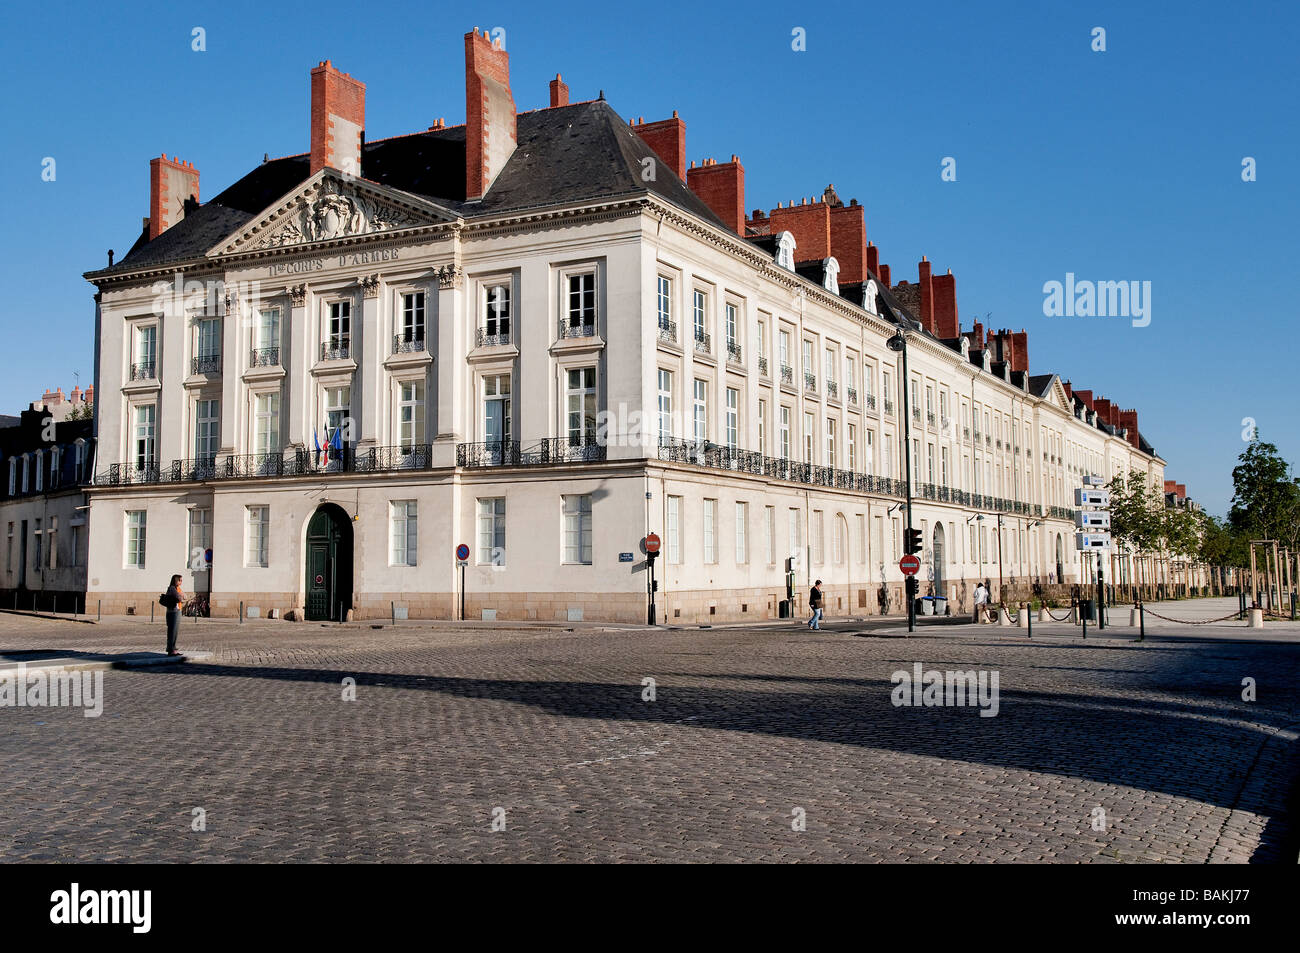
[[129, 362, 156, 381], [394, 333, 427, 354], [558, 319, 596, 339], [804, 372, 817, 393], [927, 411, 937, 427], [191, 355, 221, 376], [758, 356, 769, 377], [657, 319, 677, 344], [103, 462, 161, 485], [250, 347, 280, 367], [727, 341, 742, 364], [826, 380, 838, 400], [538, 436, 607, 464], [474, 328, 508, 348], [780, 364, 794, 386], [320, 337, 351, 362], [693, 330, 712, 355], [884, 398, 895, 416], [846, 387, 858, 406], [457, 440, 522, 468]]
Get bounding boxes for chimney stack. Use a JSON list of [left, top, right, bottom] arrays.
[[633, 113, 686, 181], [917, 257, 934, 333], [866, 242, 880, 280], [549, 73, 569, 108], [465, 28, 517, 199], [768, 200, 832, 261], [932, 269, 959, 339], [148, 154, 200, 240], [828, 203, 867, 284], [310, 61, 366, 176], [687, 156, 745, 234]]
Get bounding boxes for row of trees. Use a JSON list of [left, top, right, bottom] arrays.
[[1107, 436, 1300, 571]]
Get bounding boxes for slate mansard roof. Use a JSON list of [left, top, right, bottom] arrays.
[[103, 100, 729, 277]]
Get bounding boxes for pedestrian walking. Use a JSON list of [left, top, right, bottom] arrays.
[[160, 574, 185, 656], [808, 579, 824, 630]]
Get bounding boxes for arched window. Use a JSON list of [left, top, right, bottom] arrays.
[[6, 458, 14, 496], [834, 513, 848, 565], [22, 454, 31, 493], [34, 450, 43, 492]]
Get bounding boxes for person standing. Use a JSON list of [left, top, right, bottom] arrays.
[[972, 580, 988, 622], [808, 579, 824, 630], [161, 574, 185, 656]]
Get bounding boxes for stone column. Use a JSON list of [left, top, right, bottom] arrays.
[[432, 263, 463, 468], [357, 274, 382, 448]]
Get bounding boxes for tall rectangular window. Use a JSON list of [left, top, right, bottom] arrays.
[[477, 498, 506, 565], [779, 329, 791, 370], [757, 399, 767, 455], [327, 301, 351, 354], [566, 367, 597, 444], [136, 325, 157, 371], [657, 369, 673, 440], [483, 284, 509, 339], [256, 307, 280, 364], [246, 505, 269, 567], [562, 495, 592, 564], [134, 404, 156, 470], [812, 510, 824, 564], [667, 495, 681, 564], [656, 275, 672, 330], [825, 347, 835, 386], [788, 508, 801, 556], [483, 374, 512, 449], [765, 507, 775, 564], [725, 387, 739, 450], [402, 291, 427, 343], [725, 302, 738, 352], [693, 289, 707, 344], [865, 429, 874, 475], [779, 406, 791, 460], [392, 500, 419, 566], [189, 507, 212, 567], [196, 317, 221, 363], [826, 418, 837, 466], [734, 501, 747, 564], [702, 499, 716, 563], [567, 273, 596, 331], [71, 523, 83, 567], [857, 514, 867, 565], [33, 519, 42, 569], [803, 412, 814, 463], [325, 386, 351, 445], [848, 423, 857, 471], [693, 380, 707, 443], [941, 447, 950, 487], [255, 392, 280, 456], [195, 399, 219, 462], [126, 510, 147, 569], [399, 381, 425, 450]]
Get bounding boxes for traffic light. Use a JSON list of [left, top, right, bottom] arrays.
[[904, 527, 923, 555]]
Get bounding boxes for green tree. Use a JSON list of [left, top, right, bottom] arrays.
[[1229, 437, 1300, 549]]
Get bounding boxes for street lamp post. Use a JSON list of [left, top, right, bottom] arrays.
[[887, 326, 915, 633]]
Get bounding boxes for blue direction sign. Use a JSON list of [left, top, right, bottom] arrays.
[[455, 543, 470, 562]]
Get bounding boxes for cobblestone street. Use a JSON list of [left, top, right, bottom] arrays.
[[1, 600, 1297, 862]]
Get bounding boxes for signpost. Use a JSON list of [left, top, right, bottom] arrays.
[[1075, 480, 1110, 629], [644, 534, 661, 625], [456, 543, 469, 621]]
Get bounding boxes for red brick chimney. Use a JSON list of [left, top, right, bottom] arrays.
[[310, 61, 365, 177], [866, 242, 880, 279], [148, 154, 200, 240], [769, 199, 832, 262], [879, 263, 892, 289], [828, 202, 867, 284], [1119, 409, 1140, 448], [687, 157, 745, 234], [633, 113, 686, 181], [933, 270, 959, 340], [917, 258, 934, 332], [1073, 389, 1094, 410], [1011, 330, 1028, 373], [549, 73, 569, 108], [465, 28, 517, 200]]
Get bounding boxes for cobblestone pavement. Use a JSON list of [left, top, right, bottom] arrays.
[[1, 603, 1297, 862]]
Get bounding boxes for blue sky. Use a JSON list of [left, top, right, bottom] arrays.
[[2, 0, 1296, 515]]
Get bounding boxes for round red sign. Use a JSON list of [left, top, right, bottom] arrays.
[[644, 533, 661, 554], [899, 555, 921, 576], [314, 574, 324, 586]]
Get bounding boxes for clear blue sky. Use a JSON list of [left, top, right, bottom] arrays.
[[2, 0, 1296, 515]]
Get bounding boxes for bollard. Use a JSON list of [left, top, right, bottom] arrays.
[[1082, 613, 1087, 639], [1038, 606, 1049, 623], [1018, 603, 1029, 628], [97, 600, 101, 622], [240, 601, 244, 625], [1138, 603, 1145, 641], [1248, 607, 1263, 629], [52, 595, 57, 617], [998, 605, 1013, 627], [1292, 592, 1297, 622], [1129, 606, 1138, 627], [151, 603, 155, 624], [391, 601, 396, 625], [1027, 607, 1032, 639]]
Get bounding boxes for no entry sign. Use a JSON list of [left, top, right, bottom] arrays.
[[899, 554, 921, 576], [644, 533, 661, 554]]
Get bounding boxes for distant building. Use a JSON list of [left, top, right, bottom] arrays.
[[0, 394, 95, 609]]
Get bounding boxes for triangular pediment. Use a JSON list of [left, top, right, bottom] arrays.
[[212, 170, 458, 256], [1048, 377, 1073, 411]]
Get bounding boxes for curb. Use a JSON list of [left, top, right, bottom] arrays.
[[0, 651, 213, 675]]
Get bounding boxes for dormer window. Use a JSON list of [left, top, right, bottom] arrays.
[[822, 257, 840, 295], [862, 279, 878, 313], [775, 231, 797, 271], [980, 350, 990, 371]]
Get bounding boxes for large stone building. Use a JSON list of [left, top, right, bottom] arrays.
[[82, 28, 1168, 623]]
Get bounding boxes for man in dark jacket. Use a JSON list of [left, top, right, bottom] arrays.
[[162, 574, 185, 656], [808, 580, 824, 630]]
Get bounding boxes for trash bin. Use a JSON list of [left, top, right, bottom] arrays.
[[935, 597, 948, 616], [778, 599, 791, 619], [920, 597, 935, 616], [1079, 599, 1096, 622]]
